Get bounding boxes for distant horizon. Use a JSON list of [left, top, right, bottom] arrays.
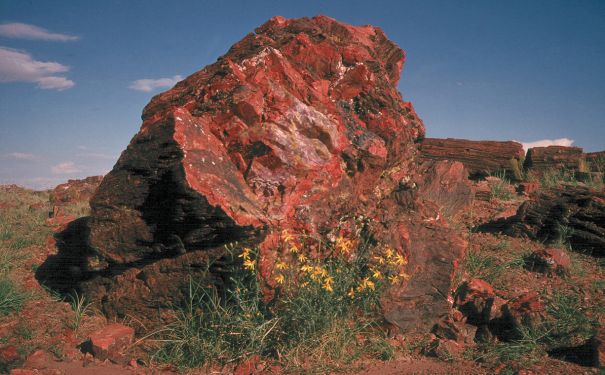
[[1, 1, 604, 189]]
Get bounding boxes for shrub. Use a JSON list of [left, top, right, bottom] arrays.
[[154, 225, 406, 370]]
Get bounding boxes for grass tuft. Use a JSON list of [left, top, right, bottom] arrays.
[[0, 278, 27, 316], [489, 170, 513, 201]]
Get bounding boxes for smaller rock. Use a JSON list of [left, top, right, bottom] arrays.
[[527, 247, 571, 275], [493, 207, 519, 221], [517, 182, 539, 196], [454, 279, 495, 325], [474, 181, 492, 201], [23, 349, 53, 369], [88, 323, 134, 361], [490, 291, 546, 341], [431, 317, 477, 346], [0, 345, 19, 364], [423, 338, 464, 361], [234, 355, 261, 375], [9, 370, 37, 375]]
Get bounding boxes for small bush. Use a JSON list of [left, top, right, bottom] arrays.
[[154, 225, 407, 370]]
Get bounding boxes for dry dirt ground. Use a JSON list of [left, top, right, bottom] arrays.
[[0, 183, 603, 374]]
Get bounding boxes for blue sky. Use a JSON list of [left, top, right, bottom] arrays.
[[1, 1, 604, 189]]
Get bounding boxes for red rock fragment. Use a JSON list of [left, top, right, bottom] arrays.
[[454, 279, 495, 325], [88, 323, 134, 361], [528, 247, 571, 275], [517, 182, 539, 196], [0, 345, 19, 364]]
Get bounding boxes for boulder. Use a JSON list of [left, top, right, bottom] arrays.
[[38, 16, 466, 333], [418, 138, 525, 180]]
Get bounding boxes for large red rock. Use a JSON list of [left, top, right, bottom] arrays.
[[39, 16, 466, 333], [419, 138, 525, 180]]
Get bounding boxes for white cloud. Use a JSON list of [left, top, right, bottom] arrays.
[[2, 152, 37, 161], [129, 75, 182, 92], [51, 161, 81, 174], [77, 152, 116, 160], [517, 138, 575, 151], [0, 22, 79, 42], [0, 47, 74, 90]]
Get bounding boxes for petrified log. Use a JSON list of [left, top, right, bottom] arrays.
[[524, 146, 584, 172], [419, 138, 525, 180], [481, 186, 605, 256], [585, 151, 605, 174], [38, 16, 467, 332]]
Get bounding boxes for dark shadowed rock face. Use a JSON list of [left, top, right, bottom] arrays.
[[480, 186, 605, 256], [40, 16, 469, 332]]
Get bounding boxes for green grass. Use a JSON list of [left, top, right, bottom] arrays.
[[463, 245, 526, 284], [0, 278, 27, 316], [542, 291, 596, 348], [536, 166, 604, 192], [68, 292, 93, 331], [489, 170, 513, 201]]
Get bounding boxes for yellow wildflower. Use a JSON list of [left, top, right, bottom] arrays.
[[373, 255, 385, 265], [394, 254, 408, 266], [388, 274, 399, 284], [276, 261, 288, 270], [281, 230, 294, 242], [347, 288, 356, 298], [335, 236, 354, 254], [371, 268, 383, 280], [359, 277, 375, 291], [313, 266, 327, 278], [384, 247, 394, 259], [300, 264, 313, 273], [289, 244, 299, 253], [297, 253, 308, 263], [243, 259, 255, 271], [239, 247, 251, 259], [275, 274, 285, 284], [322, 276, 334, 292]]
